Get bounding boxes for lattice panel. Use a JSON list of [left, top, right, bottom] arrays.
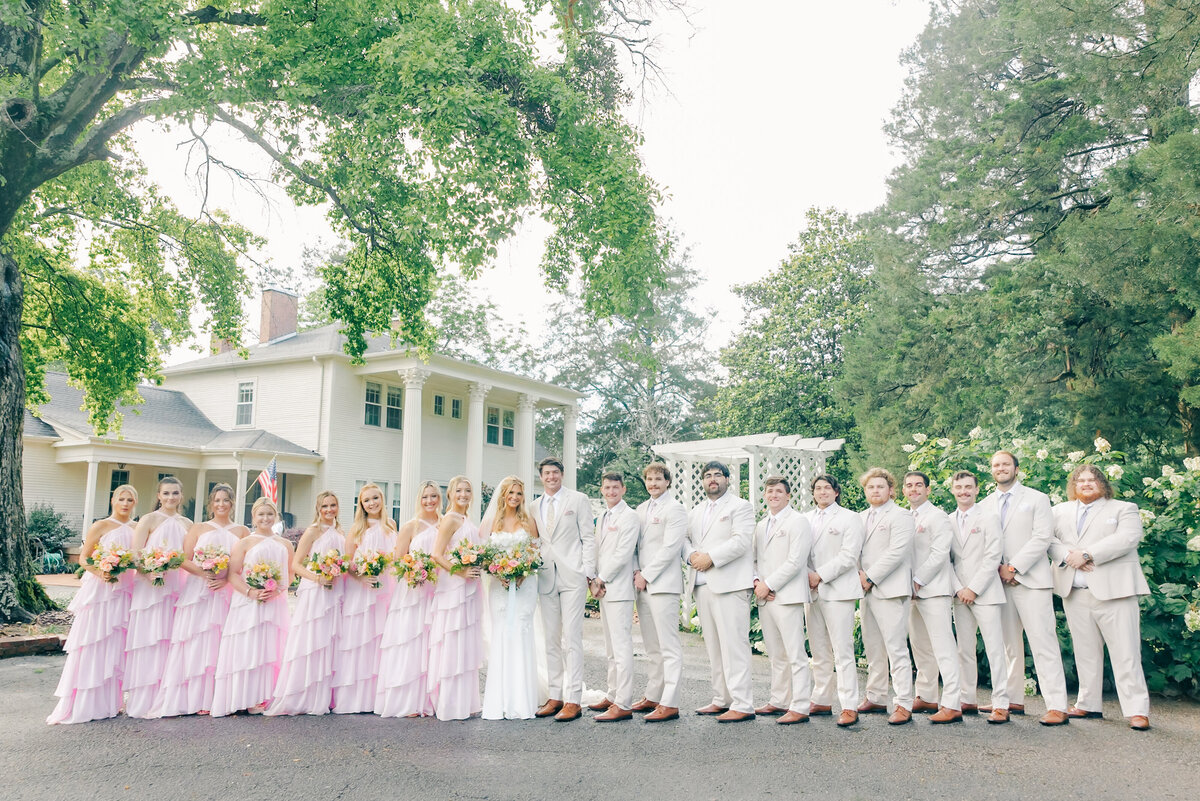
[[674, 459, 708, 511], [749, 445, 829, 517]]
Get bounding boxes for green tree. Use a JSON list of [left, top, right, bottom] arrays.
[[0, 1, 672, 620]]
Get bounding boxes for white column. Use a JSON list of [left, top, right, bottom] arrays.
[[195, 468, 208, 521], [234, 454, 247, 526], [727, 458, 743, 498], [562, 404, 579, 490], [399, 368, 431, 510], [465, 382, 491, 521], [80, 458, 99, 540], [516, 394, 538, 493]]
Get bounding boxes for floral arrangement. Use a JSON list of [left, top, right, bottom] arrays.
[[307, 548, 346, 588], [447, 539, 484, 574], [349, 548, 391, 583], [394, 550, 438, 588], [193, 544, 230, 576], [86, 544, 136, 582], [245, 561, 283, 601], [138, 547, 185, 586], [482, 534, 542, 582]]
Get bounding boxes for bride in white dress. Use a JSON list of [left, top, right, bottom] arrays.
[[481, 475, 542, 720]]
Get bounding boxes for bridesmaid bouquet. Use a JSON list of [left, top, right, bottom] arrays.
[[307, 549, 346, 588], [482, 537, 542, 581], [245, 561, 283, 601], [446, 539, 484, 575], [138, 547, 186, 586], [193, 544, 230, 577], [86, 544, 136, 582], [349, 549, 391, 584], [394, 550, 438, 588]]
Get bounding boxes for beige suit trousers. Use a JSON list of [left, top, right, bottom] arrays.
[[695, 585, 754, 713], [805, 598, 859, 711], [635, 589, 683, 708], [539, 584, 587, 704], [599, 597, 634, 709], [909, 595, 962, 710], [759, 601, 812, 713], [860, 593, 913, 710], [953, 600, 1009, 709], [1001, 582, 1068, 711], [1062, 588, 1149, 717]]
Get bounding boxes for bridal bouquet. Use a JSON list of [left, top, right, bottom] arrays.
[[482, 533, 542, 581], [138, 547, 185, 586], [394, 550, 438, 588], [446, 539, 484, 574], [349, 549, 391, 583], [193, 544, 230, 577], [307, 549, 346, 588], [245, 561, 283, 601], [86, 544, 136, 582]]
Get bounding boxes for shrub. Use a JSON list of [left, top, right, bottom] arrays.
[[26, 504, 74, 554]]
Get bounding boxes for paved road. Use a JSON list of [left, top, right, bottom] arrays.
[[4, 618, 1197, 801]]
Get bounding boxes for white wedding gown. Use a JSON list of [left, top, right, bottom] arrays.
[[481, 533, 540, 720]]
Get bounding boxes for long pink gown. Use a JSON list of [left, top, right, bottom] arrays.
[[47, 520, 135, 724], [375, 521, 438, 717], [332, 521, 396, 713], [149, 523, 240, 717], [124, 515, 188, 718], [210, 536, 291, 716], [428, 518, 484, 720], [266, 525, 345, 716]]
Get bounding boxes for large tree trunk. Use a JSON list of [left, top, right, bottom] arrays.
[[0, 250, 53, 622]]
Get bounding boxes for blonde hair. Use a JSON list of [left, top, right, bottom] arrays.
[[491, 475, 530, 533], [311, 490, 342, 529], [858, 467, 896, 490], [111, 484, 138, 505], [349, 482, 396, 541], [206, 482, 235, 519], [413, 480, 443, 521], [250, 497, 279, 527], [444, 475, 471, 514]]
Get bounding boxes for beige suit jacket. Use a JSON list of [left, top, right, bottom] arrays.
[[1050, 498, 1150, 601], [685, 491, 755, 594], [949, 505, 1006, 605], [530, 488, 596, 594], [805, 503, 864, 601], [753, 506, 812, 606], [911, 502, 955, 598], [859, 500, 914, 600], [980, 483, 1053, 590], [594, 500, 640, 602], [633, 492, 688, 595]]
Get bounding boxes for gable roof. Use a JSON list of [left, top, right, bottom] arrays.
[[162, 324, 398, 374]]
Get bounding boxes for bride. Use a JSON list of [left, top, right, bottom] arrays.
[[480, 475, 542, 720]]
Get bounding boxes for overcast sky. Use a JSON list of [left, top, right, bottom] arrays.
[[142, 1, 932, 363]]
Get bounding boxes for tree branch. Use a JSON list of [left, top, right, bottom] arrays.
[[183, 6, 269, 26]]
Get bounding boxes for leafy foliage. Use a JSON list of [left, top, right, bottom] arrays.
[[25, 504, 73, 554]]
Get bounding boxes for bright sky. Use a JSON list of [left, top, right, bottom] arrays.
[[143, 1, 931, 362]]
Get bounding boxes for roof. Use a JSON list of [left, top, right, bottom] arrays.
[[162, 324, 401, 374], [23, 372, 316, 457]]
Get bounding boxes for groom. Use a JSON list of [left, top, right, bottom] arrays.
[[529, 456, 596, 721]]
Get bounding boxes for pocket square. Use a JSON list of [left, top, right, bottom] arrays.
[[565, 510, 576, 517], [719, 515, 730, 522], [1106, 517, 1117, 524], [651, 517, 662, 524]]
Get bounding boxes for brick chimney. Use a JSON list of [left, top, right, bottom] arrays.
[[209, 333, 237, 355], [259, 288, 298, 344]]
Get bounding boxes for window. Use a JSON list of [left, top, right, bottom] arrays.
[[157, 472, 176, 483], [451, 398, 462, 419], [433, 394, 445, 416], [235, 381, 255, 426], [353, 480, 389, 514], [486, 405, 516, 447], [364, 382, 382, 426], [386, 386, 403, 430], [109, 469, 130, 492], [391, 482, 404, 528]]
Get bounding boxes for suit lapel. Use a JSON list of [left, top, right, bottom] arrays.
[[1078, 498, 1106, 542]]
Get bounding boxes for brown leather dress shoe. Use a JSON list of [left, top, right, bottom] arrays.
[[535, 699, 564, 718], [809, 703, 833, 716], [987, 708, 1010, 724], [1040, 709, 1069, 726], [960, 703, 978, 714], [716, 710, 755, 723], [644, 705, 680, 722], [912, 697, 939, 713], [980, 703, 1024, 715], [594, 705, 632, 722], [929, 706, 963, 724], [588, 698, 613, 712], [630, 697, 658, 713], [777, 710, 809, 725], [857, 700, 888, 714], [755, 704, 786, 716], [695, 704, 729, 716], [887, 707, 913, 725], [1129, 715, 1150, 731], [836, 709, 859, 727], [1067, 705, 1102, 719], [554, 702, 582, 721]]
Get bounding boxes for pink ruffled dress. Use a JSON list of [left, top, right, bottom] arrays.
[[123, 515, 188, 718], [266, 525, 346, 716], [149, 522, 240, 717], [210, 537, 291, 716], [375, 521, 438, 717], [47, 520, 135, 724], [428, 518, 484, 720], [332, 521, 396, 713]]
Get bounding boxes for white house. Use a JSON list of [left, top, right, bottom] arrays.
[[22, 289, 582, 540]]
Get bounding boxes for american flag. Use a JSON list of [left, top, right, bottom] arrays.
[[255, 457, 278, 504]]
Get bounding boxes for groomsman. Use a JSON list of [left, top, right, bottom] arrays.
[[529, 457, 596, 722], [804, 474, 865, 727], [632, 462, 688, 722], [1050, 465, 1151, 730], [856, 468, 916, 725], [979, 451, 1070, 726], [588, 473, 641, 722], [904, 471, 963, 723], [948, 470, 1011, 724], [752, 477, 814, 725], [686, 461, 757, 722]]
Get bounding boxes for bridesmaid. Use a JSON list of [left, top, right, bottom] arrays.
[[124, 476, 192, 718], [210, 498, 293, 716], [428, 475, 485, 720], [47, 484, 139, 724], [332, 482, 397, 713], [267, 491, 346, 716], [376, 481, 442, 717], [149, 483, 247, 717]]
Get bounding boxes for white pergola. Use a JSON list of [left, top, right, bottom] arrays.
[[652, 433, 845, 516]]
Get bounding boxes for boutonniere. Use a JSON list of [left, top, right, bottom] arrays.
[[827, 528, 840, 536], [719, 515, 730, 522], [916, 524, 927, 534], [969, 526, 981, 535], [564, 510, 576, 517], [651, 517, 662, 524]]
